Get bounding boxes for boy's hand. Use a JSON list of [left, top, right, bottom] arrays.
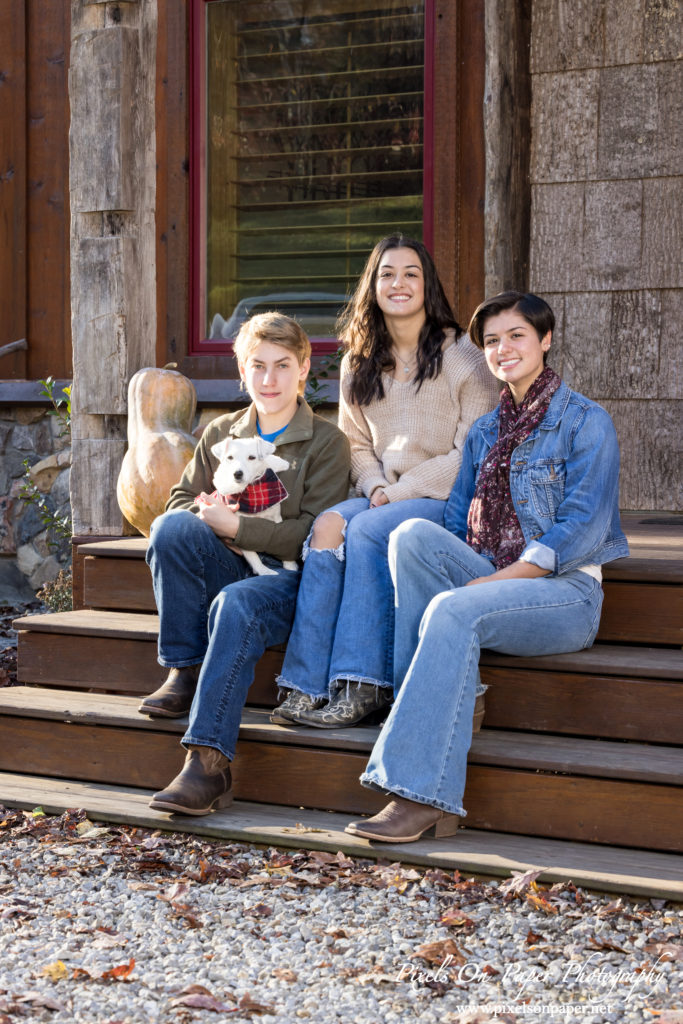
[[196, 492, 240, 540]]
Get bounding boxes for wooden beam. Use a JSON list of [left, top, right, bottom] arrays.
[[0, 0, 27, 379]]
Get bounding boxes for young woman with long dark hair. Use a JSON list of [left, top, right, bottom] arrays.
[[271, 235, 499, 729]]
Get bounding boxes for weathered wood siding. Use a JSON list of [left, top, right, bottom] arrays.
[[0, 1, 71, 381], [69, 0, 157, 534], [528, 0, 682, 510]]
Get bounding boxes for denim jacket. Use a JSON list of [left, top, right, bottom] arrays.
[[444, 381, 629, 576]]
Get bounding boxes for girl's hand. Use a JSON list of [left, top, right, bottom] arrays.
[[196, 492, 240, 539], [370, 488, 389, 508], [465, 561, 551, 586]]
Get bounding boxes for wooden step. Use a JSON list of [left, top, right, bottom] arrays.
[[13, 610, 280, 702], [1, 688, 681, 851], [14, 610, 683, 741], [481, 666, 683, 743], [78, 524, 683, 645], [2, 772, 682, 899], [12, 610, 683, 724]]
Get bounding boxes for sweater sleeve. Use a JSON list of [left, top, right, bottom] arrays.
[[337, 358, 390, 498], [382, 354, 499, 502], [232, 428, 351, 561]]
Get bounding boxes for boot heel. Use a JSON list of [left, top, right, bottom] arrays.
[[472, 693, 486, 733], [432, 814, 460, 838], [214, 788, 234, 810]]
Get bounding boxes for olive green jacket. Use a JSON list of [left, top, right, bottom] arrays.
[[166, 399, 351, 562]]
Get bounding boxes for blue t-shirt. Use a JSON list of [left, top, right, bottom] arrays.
[[257, 420, 289, 444]]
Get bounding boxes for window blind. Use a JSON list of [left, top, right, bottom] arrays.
[[205, 0, 425, 340]]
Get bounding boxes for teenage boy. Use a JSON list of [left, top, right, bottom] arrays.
[[140, 312, 350, 815]]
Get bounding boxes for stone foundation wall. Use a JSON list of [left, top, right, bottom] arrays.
[[0, 406, 72, 603]]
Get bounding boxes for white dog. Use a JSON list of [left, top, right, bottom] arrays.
[[197, 435, 297, 577]]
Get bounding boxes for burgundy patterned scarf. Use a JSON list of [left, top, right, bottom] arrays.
[[206, 470, 289, 513], [466, 367, 562, 569]]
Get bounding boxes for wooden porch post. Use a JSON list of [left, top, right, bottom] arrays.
[[68, 0, 158, 535]]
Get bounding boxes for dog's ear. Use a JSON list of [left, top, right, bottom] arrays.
[[265, 453, 290, 474], [254, 436, 276, 459], [210, 439, 230, 461]]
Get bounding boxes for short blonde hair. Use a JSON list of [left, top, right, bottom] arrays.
[[234, 312, 311, 396]]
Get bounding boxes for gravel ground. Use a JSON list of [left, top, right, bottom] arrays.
[[0, 806, 681, 1024]]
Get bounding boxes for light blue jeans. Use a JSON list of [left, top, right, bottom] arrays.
[[146, 509, 301, 760], [360, 519, 603, 816], [278, 497, 446, 696]]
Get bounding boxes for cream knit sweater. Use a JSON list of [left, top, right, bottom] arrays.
[[338, 331, 500, 503]]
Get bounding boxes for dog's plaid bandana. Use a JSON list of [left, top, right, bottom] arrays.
[[202, 469, 288, 513]]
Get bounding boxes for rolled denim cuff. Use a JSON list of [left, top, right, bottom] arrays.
[[520, 540, 556, 573]]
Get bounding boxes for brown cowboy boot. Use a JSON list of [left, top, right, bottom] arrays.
[[149, 746, 233, 816], [138, 664, 201, 718], [345, 795, 459, 843]]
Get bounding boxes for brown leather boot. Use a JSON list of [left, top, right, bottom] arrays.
[[149, 746, 233, 816], [345, 796, 459, 843], [138, 664, 201, 718], [473, 692, 485, 733]]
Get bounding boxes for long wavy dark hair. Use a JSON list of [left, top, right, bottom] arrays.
[[336, 234, 462, 406]]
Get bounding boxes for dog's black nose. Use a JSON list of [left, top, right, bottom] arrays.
[[234, 470, 244, 481]]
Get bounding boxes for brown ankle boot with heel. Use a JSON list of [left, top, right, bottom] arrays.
[[149, 746, 233, 815], [138, 664, 201, 718]]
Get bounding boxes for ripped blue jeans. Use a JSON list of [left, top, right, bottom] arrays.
[[277, 496, 446, 696]]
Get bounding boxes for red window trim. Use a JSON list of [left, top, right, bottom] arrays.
[[188, 0, 435, 357]]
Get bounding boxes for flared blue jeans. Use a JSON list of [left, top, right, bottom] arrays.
[[360, 519, 603, 816]]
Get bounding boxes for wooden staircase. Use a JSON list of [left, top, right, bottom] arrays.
[[1, 513, 682, 894]]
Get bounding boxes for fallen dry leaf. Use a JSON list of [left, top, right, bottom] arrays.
[[244, 902, 273, 918], [238, 991, 276, 1015], [526, 893, 558, 915], [41, 961, 69, 981], [526, 928, 543, 945], [643, 942, 683, 963], [170, 901, 202, 929], [587, 936, 628, 954], [499, 867, 548, 897], [158, 881, 191, 903], [171, 994, 235, 1012], [272, 968, 297, 983], [411, 939, 466, 966], [170, 984, 235, 1012], [440, 906, 475, 929], [101, 958, 135, 982], [16, 991, 65, 1011]]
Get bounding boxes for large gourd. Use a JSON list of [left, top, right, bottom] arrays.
[[117, 367, 198, 536]]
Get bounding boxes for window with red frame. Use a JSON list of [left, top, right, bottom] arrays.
[[191, 0, 432, 354]]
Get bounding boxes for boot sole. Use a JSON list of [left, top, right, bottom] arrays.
[[268, 711, 300, 726], [297, 704, 391, 729], [149, 789, 234, 816], [138, 703, 191, 719], [345, 814, 460, 843]]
